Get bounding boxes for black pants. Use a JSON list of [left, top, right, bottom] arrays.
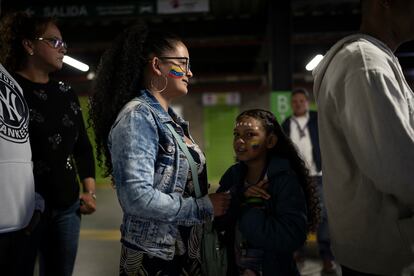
[[341, 265, 383, 276], [0, 230, 37, 276]]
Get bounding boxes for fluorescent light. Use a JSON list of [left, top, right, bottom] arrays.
[[305, 54, 324, 71], [63, 55, 89, 72]]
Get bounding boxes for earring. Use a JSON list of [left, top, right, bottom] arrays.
[[150, 75, 168, 93], [29, 52, 34, 56]]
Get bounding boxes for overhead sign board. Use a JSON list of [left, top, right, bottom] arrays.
[[22, 2, 155, 18], [157, 0, 209, 14]]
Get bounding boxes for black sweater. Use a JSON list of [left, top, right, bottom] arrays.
[[14, 74, 95, 209]]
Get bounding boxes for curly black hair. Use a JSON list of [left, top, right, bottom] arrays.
[[236, 109, 321, 232], [89, 22, 183, 177], [0, 11, 56, 71]]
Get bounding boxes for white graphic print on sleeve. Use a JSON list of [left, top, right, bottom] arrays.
[[0, 71, 29, 143]]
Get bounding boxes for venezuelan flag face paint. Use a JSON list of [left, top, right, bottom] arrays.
[[168, 65, 185, 79], [250, 140, 261, 150]]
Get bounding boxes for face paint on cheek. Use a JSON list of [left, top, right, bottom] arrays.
[[250, 140, 261, 150], [168, 66, 185, 79]]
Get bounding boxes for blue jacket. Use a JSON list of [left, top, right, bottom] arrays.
[[282, 111, 322, 173], [216, 156, 307, 275], [108, 90, 213, 260]]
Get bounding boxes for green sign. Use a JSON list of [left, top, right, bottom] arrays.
[[270, 91, 292, 124]]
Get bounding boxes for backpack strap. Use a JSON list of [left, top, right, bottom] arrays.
[[165, 124, 202, 199]]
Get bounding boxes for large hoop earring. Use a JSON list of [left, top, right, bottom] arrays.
[[150, 75, 168, 93]]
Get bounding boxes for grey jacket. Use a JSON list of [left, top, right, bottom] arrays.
[[313, 34, 414, 274]]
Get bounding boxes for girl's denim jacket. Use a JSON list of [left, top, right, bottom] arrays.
[[108, 90, 213, 260]]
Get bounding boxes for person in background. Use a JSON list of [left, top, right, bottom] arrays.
[[215, 109, 320, 276], [89, 23, 230, 276], [312, 0, 414, 274], [0, 11, 96, 276], [281, 88, 335, 273], [0, 62, 44, 276]]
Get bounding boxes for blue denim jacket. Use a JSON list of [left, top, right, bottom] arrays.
[[108, 90, 213, 260]]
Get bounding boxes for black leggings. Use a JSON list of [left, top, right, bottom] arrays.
[[341, 265, 384, 276], [119, 245, 201, 276]]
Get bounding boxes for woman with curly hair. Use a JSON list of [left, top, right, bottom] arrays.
[[0, 11, 96, 276], [215, 109, 320, 276], [89, 23, 230, 275]]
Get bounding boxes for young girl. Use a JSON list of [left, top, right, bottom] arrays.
[[215, 109, 320, 276]]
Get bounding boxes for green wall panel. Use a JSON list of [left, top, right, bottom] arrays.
[[203, 105, 239, 190], [78, 96, 110, 185]]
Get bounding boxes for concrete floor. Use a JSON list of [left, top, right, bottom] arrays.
[[73, 186, 122, 276]]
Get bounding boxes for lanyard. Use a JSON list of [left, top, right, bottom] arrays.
[[291, 117, 308, 139]]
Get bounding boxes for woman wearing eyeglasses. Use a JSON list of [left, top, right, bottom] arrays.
[[89, 23, 231, 275], [0, 11, 96, 276]]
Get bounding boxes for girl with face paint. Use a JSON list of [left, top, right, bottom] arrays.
[[214, 109, 320, 276]]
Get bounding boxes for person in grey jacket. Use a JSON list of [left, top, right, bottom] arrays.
[[89, 23, 230, 275], [313, 0, 414, 275]]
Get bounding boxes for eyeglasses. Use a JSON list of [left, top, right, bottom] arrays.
[[35, 37, 68, 49], [158, 57, 191, 74]]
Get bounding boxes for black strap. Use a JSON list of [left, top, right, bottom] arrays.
[[291, 117, 308, 139]]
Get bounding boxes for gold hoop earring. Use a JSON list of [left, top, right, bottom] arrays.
[[150, 75, 168, 93]]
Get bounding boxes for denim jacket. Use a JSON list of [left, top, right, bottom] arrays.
[[108, 90, 213, 260]]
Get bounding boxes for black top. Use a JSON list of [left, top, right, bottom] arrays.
[[14, 73, 95, 209]]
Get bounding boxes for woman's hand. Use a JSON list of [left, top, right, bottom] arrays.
[[208, 192, 231, 217], [244, 179, 270, 200], [79, 192, 97, 215]]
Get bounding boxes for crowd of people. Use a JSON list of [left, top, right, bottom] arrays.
[[0, 0, 413, 275]]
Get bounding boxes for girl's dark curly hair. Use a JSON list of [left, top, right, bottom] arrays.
[[0, 11, 56, 71], [89, 22, 183, 177], [236, 109, 320, 232]]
